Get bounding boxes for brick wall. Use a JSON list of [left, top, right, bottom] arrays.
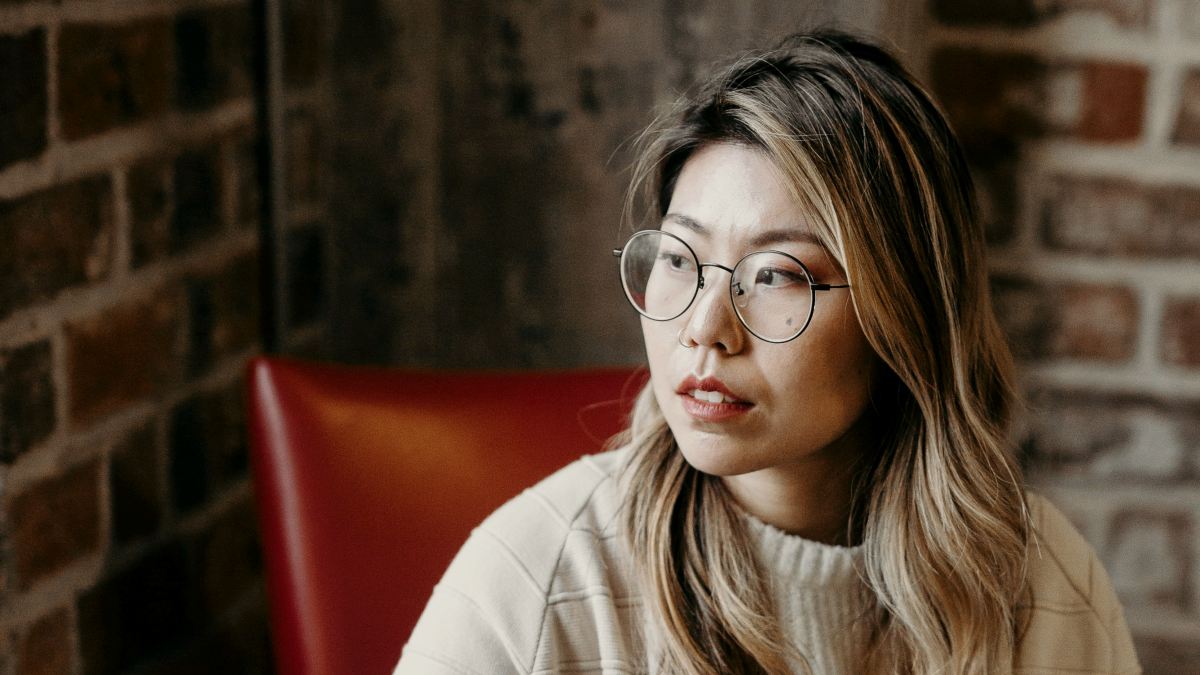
[[276, 0, 333, 358], [927, 0, 1200, 671], [0, 1, 274, 672]]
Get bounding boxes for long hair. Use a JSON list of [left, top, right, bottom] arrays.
[[617, 31, 1029, 674]]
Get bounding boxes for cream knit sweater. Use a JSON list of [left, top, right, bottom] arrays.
[[394, 448, 1141, 675]]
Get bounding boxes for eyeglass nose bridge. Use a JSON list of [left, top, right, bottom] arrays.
[[688, 262, 745, 345], [696, 262, 734, 291]]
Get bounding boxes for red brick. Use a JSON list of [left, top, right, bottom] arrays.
[[127, 158, 172, 268], [176, 6, 253, 111], [1020, 390, 1198, 481], [1162, 296, 1200, 369], [932, 50, 1145, 149], [973, 157, 1020, 245], [8, 460, 101, 588], [58, 20, 172, 140], [169, 382, 248, 514], [992, 276, 1139, 363], [1078, 62, 1146, 141], [16, 607, 72, 675], [0, 175, 115, 319], [139, 600, 271, 675], [193, 498, 260, 620], [200, 383, 249, 486], [65, 287, 186, 426], [186, 252, 260, 376], [932, 0, 1038, 25], [129, 147, 225, 267], [930, 47, 1046, 159], [1040, 175, 1200, 259], [78, 542, 194, 675], [171, 148, 224, 252], [1058, 284, 1139, 360], [111, 424, 161, 545], [0, 28, 48, 169], [0, 340, 56, 464], [1172, 69, 1200, 147], [1105, 509, 1193, 612], [1041, 61, 1147, 140], [933, 0, 1149, 28]]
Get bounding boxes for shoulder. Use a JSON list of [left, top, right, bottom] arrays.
[[397, 448, 635, 674], [476, 446, 627, 558], [1015, 493, 1141, 675], [497, 444, 628, 536]]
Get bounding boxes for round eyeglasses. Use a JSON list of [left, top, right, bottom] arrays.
[[612, 229, 850, 343]]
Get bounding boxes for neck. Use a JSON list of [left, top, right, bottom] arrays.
[[721, 415, 877, 546]]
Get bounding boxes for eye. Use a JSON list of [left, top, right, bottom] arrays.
[[753, 267, 805, 288], [657, 252, 695, 273]]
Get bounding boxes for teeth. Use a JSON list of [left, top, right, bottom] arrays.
[[690, 389, 731, 404]]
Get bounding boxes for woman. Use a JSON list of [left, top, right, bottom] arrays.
[[395, 31, 1139, 674]]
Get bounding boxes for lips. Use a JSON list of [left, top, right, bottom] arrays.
[[675, 375, 753, 422], [675, 375, 748, 402]]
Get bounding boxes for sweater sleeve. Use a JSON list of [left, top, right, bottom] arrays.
[[393, 459, 609, 675], [1089, 550, 1141, 675], [392, 530, 531, 675], [392, 502, 564, 675], [1017, 494, 1141, 675]]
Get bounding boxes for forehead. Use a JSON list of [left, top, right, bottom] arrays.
[[662, 212, 822, 249], [664, 143, 817, 247]]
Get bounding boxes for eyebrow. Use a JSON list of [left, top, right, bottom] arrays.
[[662, 213, 823, 249]]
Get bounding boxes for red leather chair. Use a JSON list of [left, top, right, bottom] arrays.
[[246, 357, 643, 675]]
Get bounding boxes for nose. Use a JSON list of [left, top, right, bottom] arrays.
[[679, 267, 746, 353]]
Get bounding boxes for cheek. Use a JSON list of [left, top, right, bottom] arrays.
[[641, 318, 677, 394], [641, 317, 679, 356], [831, 334, 878, 417], [790, 311, 877, 413]]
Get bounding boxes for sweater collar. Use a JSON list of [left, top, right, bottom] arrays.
[[741, 510, 866, 589]]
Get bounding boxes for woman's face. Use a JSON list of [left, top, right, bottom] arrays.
[[644, 142, 880, 479]]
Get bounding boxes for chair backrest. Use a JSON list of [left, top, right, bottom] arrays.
[[246, 357, 643, 675]]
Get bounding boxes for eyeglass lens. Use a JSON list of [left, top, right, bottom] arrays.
[[619, 230, 814, 342]]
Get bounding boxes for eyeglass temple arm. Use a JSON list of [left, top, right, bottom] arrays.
[[612, 249, 622, 257]]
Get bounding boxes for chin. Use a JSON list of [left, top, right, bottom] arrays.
[[675, 434, 764, 477]]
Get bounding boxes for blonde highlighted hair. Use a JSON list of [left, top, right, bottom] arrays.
[[615, 31, 1029, 674]]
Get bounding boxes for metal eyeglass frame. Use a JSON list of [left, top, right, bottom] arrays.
[[612, 229, 850, 343]]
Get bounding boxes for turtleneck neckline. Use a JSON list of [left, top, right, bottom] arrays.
[[741, 509, 866, 589]]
